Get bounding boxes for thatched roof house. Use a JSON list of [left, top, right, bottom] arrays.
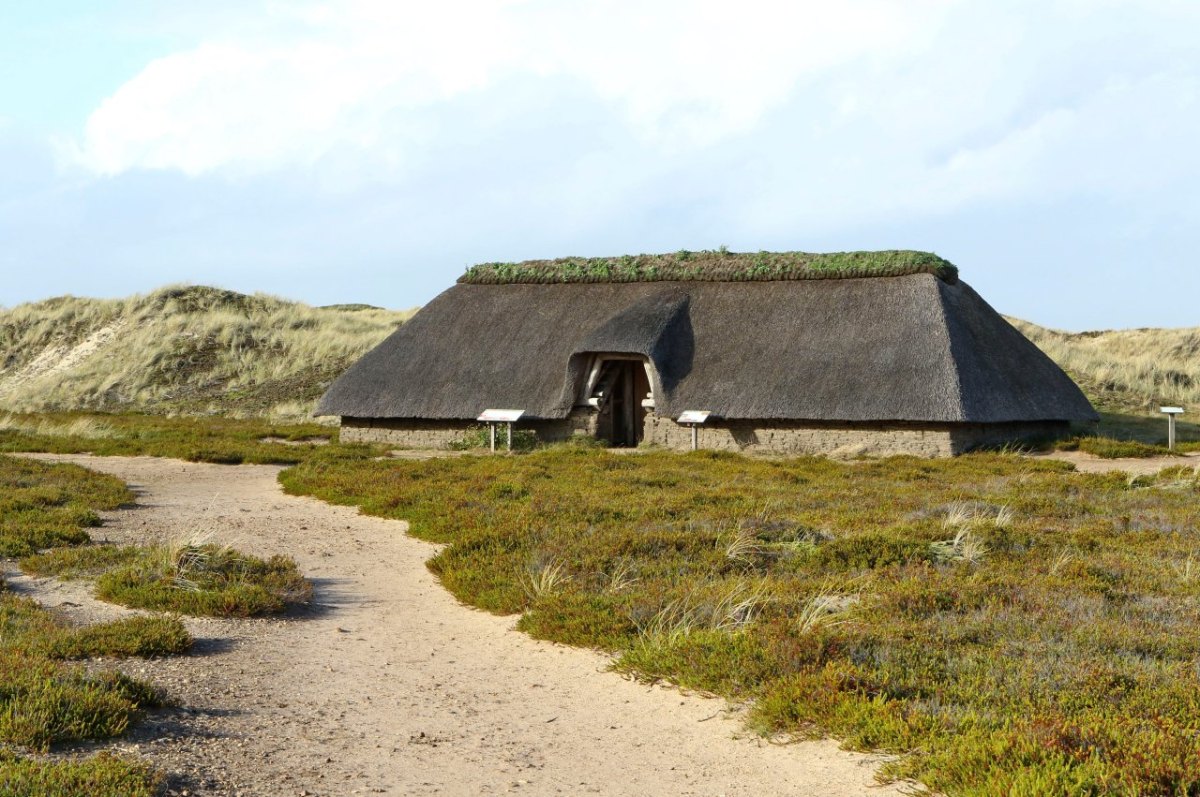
[[317, 251, 1097, 456]]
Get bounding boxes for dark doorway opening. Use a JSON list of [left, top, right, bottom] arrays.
[[592, 359, 650, 447]]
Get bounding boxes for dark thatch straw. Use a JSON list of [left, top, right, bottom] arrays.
[[317, 272, 1097, 424]]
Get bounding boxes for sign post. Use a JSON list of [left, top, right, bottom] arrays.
[[1161, 407, 1184, 450], [477, 409, 525, 452], [677, 410, 712, 451]]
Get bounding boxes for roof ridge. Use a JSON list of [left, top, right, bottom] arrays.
[[459, 250, 959, 285]]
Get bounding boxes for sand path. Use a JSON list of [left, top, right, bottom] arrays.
[[12, 455, 902, 797]]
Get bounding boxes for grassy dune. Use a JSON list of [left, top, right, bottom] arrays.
[[0, 285, 412, 419], [1010, 318, 1200, 438]]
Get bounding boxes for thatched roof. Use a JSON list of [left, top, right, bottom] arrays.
[[317, 272, 1097, 424], [460, 250, 958, 285]]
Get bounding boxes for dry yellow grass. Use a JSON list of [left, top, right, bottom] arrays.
[[0, 286, 413, 419], [1010, 318, 1200, 417]]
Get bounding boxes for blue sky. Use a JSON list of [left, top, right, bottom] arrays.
[[1, 1, 1198, 330]]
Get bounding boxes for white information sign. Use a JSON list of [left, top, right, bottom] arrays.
[[677, 410, 711, 424], [1161, 407, 1185, 450], [477, 409, 525, 423]]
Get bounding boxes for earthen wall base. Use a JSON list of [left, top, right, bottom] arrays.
[[340, 415, 1069, 457]]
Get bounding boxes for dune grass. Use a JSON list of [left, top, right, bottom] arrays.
[[24, 542, 312, 617], [1011, 319, 1199, 423], [282, 447, 1200, 795], [0, 285, 413, 419]]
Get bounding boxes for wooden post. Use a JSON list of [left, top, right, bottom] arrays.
[[506, 422, 513, 451], [691, 424, 698, 451], [489, 423, 496, 453], [1162, 407, 1184, 451]]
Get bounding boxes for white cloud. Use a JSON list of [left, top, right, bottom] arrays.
[[72, 0, 949, 176], [65, 0, 1200, 240]]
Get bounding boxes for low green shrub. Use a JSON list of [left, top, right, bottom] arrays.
[[1060, 436, 1177, 458], [21, 544, 143, 579], [447, 424, 541, 452], [0, 411, 360, 465], [0, 651, 167, 750], [0, 751, 161, 797], [0, 592, 190, 660], [27, 543, 312, 617], [0, 455, 131, 557], [281, 448, 1200, 795]]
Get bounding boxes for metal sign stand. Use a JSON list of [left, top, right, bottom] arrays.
[[477, 409, 525, 453], [1161, 407, 1184, 450]]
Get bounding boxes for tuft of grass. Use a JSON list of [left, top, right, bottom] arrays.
[[929, 528, 989, 565], [26, 542, 312, 617], [281, 447, 1200, 795], [521, 558, 571, 601], [792, 589, 859, 635]]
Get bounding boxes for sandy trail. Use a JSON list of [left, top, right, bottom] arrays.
[[13, 455, 902, 797]]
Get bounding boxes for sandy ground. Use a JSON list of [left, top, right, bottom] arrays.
[[7, 455, 906, 797]]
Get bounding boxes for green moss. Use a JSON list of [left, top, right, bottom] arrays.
[[460, 250, 958, 285]]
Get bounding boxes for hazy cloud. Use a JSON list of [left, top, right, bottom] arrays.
[[5, 0, 1199, 328], [71, 0, 947, 176]]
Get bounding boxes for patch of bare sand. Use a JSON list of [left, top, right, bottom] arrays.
[[20, 454, 907, 797], [0, 319, 127, 397]]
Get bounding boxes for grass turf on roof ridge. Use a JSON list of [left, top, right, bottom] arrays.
[[459, 250, 958, 285]]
